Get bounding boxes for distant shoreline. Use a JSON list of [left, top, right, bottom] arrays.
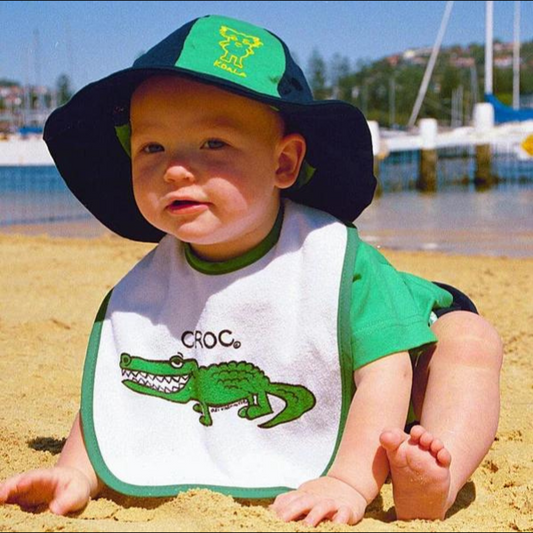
[[1, 120, 532, 167]]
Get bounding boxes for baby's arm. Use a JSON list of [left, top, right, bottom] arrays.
[[271, 351, 413, 526], [0, 412, 102, 515]]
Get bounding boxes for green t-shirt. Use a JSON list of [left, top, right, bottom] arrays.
[[350, 239, 452, 370], [184, 206, 454, 371]]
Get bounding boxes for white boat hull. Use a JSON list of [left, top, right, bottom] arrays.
[[0, 136, 54, 166]]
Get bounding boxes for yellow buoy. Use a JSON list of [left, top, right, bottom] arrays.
[[521, 134, 533, 156]]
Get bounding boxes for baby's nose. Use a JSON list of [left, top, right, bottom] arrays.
[[164, 161, 195, 183]]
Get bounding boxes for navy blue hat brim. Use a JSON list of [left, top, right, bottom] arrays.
[[44, 66, 375, 242]]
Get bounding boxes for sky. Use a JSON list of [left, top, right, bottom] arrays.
[[1, 1, 532, 91]]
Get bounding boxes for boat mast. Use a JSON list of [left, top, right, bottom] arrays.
[[407, 0, 455, 129], [513, 1, 521, 110], [485, 0, 494, 96]]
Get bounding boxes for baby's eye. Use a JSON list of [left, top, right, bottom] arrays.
[[202, 139, 227, 150], [142, 143, 164, 154]]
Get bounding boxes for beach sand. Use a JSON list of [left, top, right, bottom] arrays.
[[0, 233, 531, 532]]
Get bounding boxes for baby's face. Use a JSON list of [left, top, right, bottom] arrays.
[[130, 76, 302, 261]]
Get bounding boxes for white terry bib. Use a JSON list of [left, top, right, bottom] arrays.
[[82, 201, 355, 498]]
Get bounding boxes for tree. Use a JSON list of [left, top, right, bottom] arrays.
[[440, 64, 461, 101], [307, 48, 329, 100], [330, 53, 351, 100], [56, 74, 73, 105]]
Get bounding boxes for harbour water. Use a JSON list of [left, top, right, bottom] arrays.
[[1, 165, 532, 257], [356, 185, 533, 257], [0, 166, 92, 226]]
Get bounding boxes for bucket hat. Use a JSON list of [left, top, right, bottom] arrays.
[[44, 14, 376, 242]]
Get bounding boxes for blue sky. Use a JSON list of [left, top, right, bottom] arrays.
[[1, 1, 532, 90]]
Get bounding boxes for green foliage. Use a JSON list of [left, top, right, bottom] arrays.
[[0, 79, 20, 87], [56, 74, 73, 105], [307, 48, 329, 101], [306, 39, 533, 127]]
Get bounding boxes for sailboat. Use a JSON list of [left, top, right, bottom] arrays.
[[407, 0, 533, 128], [485, 0, 533, 123]]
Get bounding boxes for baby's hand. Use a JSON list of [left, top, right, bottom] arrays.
[[270, 475, 367, 527], [0, 466, 92, 515]]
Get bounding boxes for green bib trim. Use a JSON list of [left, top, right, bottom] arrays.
[[321, 224, 357, 475]]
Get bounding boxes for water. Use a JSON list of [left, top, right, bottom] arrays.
[[1, 166, 532, 257], [0, 166, 92, 226], [357, 186, 533, 257]]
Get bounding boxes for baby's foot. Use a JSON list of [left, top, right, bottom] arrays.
[[379, 425, 452, 520]]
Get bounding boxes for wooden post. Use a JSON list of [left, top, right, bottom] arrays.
[[418, 149, 438, 191], [473, 103, 495, 188], [475, 144, 493, 187], [417, 118, 438, 192]]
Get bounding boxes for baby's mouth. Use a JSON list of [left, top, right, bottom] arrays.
[[166, 199, 209, 213], [171, 200, 200, 208]]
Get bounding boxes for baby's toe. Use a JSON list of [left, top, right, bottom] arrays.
[[436, 446, 452, 467], [419, 429, 435, 449], [409, 425, 426, 442], [379, 428, 407, 452], [430, 438, 445, 455]]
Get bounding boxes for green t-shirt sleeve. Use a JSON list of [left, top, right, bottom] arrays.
[[350, 239, 453, 370]]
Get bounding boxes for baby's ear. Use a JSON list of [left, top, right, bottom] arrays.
[[275, 133, 307, 190]]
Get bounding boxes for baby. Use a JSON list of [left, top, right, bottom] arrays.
[[0, 15, 502, 526]]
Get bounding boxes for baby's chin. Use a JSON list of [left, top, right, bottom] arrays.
[[186, 232, 263, 263]]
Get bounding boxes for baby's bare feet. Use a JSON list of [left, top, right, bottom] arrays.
[[380, 425, 453, 520]]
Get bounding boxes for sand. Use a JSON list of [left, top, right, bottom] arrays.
[[0, 233, 531, 532]]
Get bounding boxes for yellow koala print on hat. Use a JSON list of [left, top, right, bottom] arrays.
[[214, 26, 263, 77]]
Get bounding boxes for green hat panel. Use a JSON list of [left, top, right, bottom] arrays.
[[176, 15, 285, 98]]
